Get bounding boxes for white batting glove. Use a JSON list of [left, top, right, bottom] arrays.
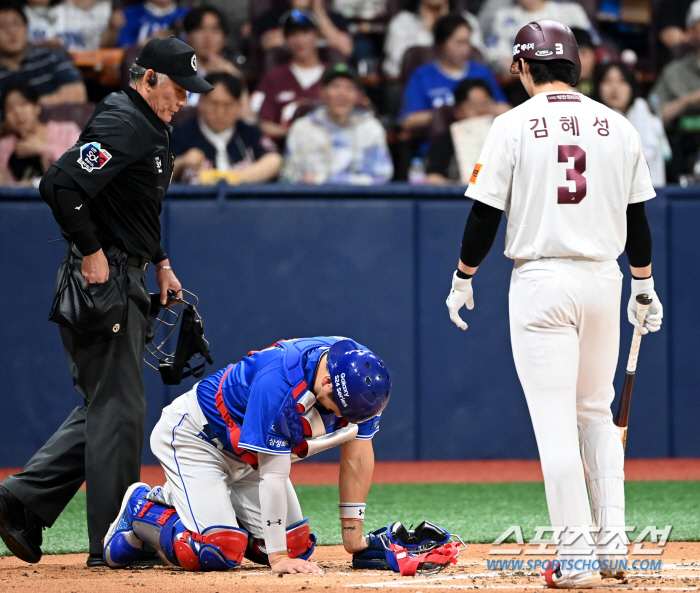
[[446, 271, 474, 330], [628, 277, 663, 335]]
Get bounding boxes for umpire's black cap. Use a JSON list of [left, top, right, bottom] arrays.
[[135, 36, 213, 94]]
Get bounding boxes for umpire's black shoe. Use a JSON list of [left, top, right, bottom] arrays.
[[0, 485, 43, 563], [87, 549, 163, 568]]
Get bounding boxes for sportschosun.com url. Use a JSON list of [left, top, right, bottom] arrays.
[[486, 558, 662, 571]]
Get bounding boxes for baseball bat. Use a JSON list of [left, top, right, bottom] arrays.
[[614, 293, 653, 451]]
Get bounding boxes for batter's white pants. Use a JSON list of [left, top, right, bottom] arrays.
[[509, 258, 626, 573], [149, 387, 303, 538]]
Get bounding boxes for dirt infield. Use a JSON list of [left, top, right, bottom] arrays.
[[1, 543, 698, 593]]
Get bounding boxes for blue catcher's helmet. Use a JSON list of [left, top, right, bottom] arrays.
[[326, 340, 391, 424]]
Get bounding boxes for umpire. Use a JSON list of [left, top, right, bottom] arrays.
[[0, 37, 212, 567]]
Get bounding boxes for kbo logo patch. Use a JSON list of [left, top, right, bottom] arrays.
[[78, 142, 112, 172]]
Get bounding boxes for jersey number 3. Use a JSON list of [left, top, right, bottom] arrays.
[[558, 145, 586, 204]]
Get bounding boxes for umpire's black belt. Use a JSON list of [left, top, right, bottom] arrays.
[[127, 256, 150, 270]]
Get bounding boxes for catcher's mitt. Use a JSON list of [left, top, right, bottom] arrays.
[[352, 521, 465, 575]]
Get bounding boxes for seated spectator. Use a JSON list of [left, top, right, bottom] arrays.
[[182, 6, 247, 110], [649, 0, 700, 180], [194, 0, 250, 60], [400, 14, 508, 132], [383, 0, 485, 79], [0, 81, 81, 186], [281, 63, 393, 184], [594, 63, 670, 187], [425, 78, 495, 184], [0, 2, 87, 104], [571, 27, 596, 97], [255, 0, 353, 57], [25, 0, 111, 52], [114, 0, 189, 48], [485, 0, 597, 74], [171, 72, 282, 185], [251, 10, 327, 140]]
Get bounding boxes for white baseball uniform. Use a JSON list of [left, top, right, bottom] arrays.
[[466, 90, 655, 572]]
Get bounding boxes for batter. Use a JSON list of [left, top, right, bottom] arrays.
[[102, 337, 390, 574], [445, 20, 663, 589]]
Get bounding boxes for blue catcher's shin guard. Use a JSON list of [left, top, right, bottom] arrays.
[[103, 483, 151, 568], [130, 500, 182, 566]]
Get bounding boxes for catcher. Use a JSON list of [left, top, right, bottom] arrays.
[[103, 337, 390, 573]]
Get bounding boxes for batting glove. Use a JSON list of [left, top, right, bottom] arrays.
[[628, 277, 663, 335], [446, 271, 474, 330]]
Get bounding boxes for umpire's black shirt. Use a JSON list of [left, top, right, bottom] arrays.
[[50, 86, 174, 262]]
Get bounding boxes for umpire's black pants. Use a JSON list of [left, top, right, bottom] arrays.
[[2, 265, 150, 555]]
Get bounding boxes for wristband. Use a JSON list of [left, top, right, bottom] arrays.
[[155, 265, 172, 271], [455, 269, 473, 280], [339, 503, 366, 521]]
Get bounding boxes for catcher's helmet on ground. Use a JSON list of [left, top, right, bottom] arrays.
[[510, 19, 581, 83], [326, 340, 391, 424], [145, 289, 213, 385]]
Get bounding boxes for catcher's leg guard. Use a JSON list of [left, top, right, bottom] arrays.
[[131, 500, 248, 571], [287, 519, 317, 560], [130, 500, 181, 566], [173, 526, 248, 571], [103, 482, 151, 568], [579, 424, 626, 579], [244, 519, 317, 565]]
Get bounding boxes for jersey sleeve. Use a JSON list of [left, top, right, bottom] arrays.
[[628, 132, 656, 204], [238, 367, 293, 455], [464, 115, 513, 210], [58, 110, 143, 199], [400, 69, 430, 118], [355, 414, 381, 440]]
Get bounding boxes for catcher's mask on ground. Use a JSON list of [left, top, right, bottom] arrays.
[[145, 289, 213, 385]]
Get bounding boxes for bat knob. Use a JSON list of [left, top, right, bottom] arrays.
[[636, 293, 653, 305]]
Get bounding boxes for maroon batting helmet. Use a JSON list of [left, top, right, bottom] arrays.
[[510, 19, 581, 84]]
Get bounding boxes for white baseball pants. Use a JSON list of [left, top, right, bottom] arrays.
[[509, 258, 626, 573], [149, 387, 303, 539]]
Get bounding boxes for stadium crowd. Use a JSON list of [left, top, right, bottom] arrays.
[[0, 0, 695, 187]]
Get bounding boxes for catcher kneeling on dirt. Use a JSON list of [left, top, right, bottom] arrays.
[[104, 337, 391, 574]]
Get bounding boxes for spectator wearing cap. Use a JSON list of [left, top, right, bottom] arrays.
[[255, 0, 353, 57], [485, 0, 596, 74], [24, 0, 112, 52], [382, 0, 485, 79], [0, 1, 87, 104], [649, 0, 700, 180], [171, 72, 282, 184], [251, 9, 327, 140], [281, 63, 393, 184], [400, 14, 507, 132], [425, 78, 495, 185], [0, 81, 81, 186], [113, 0, 189, 48]]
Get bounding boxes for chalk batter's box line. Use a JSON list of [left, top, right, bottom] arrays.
[[347, 584, 699, 591]]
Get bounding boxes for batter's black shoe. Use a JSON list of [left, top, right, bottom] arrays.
[[0, 485, 43, 563]]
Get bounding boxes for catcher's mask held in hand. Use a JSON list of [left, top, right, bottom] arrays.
[[145, 289, 213, 385]]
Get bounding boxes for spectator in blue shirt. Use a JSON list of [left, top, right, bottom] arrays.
[[400, 13, 509, 132], [0, 2, 86, 105], [171, 72, 282, 185], [115, 0, 189, 48]]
